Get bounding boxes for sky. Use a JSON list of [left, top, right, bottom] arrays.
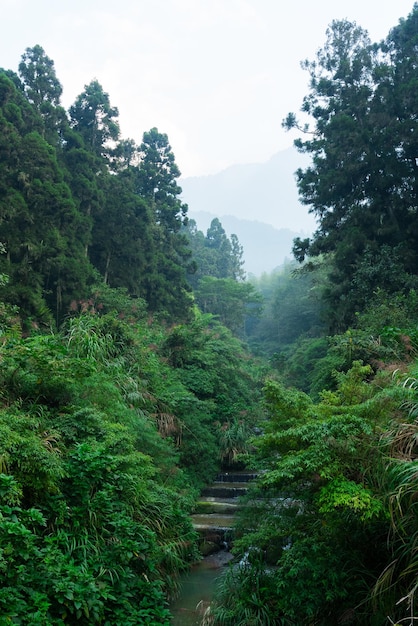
[[1, 0, 415, 178]]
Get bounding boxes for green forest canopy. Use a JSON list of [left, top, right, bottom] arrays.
[[0, 46, 251, 328], [1, 4, 418, 624]]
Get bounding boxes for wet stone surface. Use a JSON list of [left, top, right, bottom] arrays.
[[170, 470, 256, 624], [170, 551, 234, 625]]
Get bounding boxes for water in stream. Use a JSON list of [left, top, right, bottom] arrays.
[[170, 551, 233, 625], [170, 471, 256, 625]]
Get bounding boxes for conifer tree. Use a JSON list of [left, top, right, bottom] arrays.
[[285, 7, 418, 329], [18, 45, 67, 143], [0, 71, 92, 324], [134, 128, 193, 319], [69, 80, 120, 160]]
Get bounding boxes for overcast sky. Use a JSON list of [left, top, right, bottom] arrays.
[[1, 0, 415, 177]]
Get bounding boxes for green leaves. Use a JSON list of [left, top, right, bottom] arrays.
[[223, 359, 410, 624], [1, 57, 197, 325], [18, 45, 62, 110], [195, 276, 262, 335], [317, 477, 384, 521], [0, 72, 93, 324], [0, 300, 266, 622], [0, 312, 195, 622], [286, 7, 418, 330], [69, 80, 120, 158], [133, 127, 193, 320]]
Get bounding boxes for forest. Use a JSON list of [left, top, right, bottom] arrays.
[[0, 3, 418, 625]]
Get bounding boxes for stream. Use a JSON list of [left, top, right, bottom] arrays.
[[170, 471, 256, 625], [169, 551, 233, 625]]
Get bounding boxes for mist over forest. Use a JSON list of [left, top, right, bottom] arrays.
[[182, 147, 314, 275], [1, 4, 418, 625], [181, 147, 314, 232]]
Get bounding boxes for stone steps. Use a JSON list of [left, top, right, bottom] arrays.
[[191, 471, 257, 554], [191, 513, 236, 530], [201, 484, 248, 498], [193, 499, 240, 514]]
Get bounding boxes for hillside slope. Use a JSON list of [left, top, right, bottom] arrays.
[[180, 147, 315, 233]]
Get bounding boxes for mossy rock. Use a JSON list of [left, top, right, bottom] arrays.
[[194, 500, 238, 514], [200, 540, 220, 556]]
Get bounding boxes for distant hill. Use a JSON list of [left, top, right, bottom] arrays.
[[180, 146, 316, 275], [187, 212, 299, 276], [180, 146, 316, 233]]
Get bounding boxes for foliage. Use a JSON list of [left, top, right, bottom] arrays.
[[161, 310, 264, 474], [211, 554, 279, 625], [195, 276, 262, 336], [133, 127, 194, 320], [213, 359, 418, 624], [19, 45, 62, 110], [285, 5, 418, 330], [0, 70, 93, 325], [18, 44, 67, 144], [0, 312, 188, 621], [284, 288, 418, 398], [0, 287, 267, 622], [3, 17, 418, 624], [248, 261, 325, 357], [0, 51, 197, 325], [217, 418, 254, 466], [184, 218, 246, 288], [371, 367, 418, 623], [69, 79, 120, 159]]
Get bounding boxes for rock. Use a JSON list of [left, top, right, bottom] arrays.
[[200, 540, 220, 556]]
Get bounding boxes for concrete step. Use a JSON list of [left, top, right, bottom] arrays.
[[215, 472, 258, 483], [201, 485, 248, 499], [191, 513, 235, 530], [194, 499, 240, 514]]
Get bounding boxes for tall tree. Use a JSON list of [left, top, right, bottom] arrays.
[[205, 218, 232, 277], [195, 276, 262, 335], [285, 9, 418, 330], [381, 5, 418, 272], [184, 218, 246, 288], [134, 128, 193, 319], [229, 233, 246, 281], [135, 127, 187, 232], [18, 45, 67, 142], [64, 81, 121, 259], [61, 131, 105, 258], [88, 170, 152, 295], [18, 45, 62, 109], [0, 71, 92, 324], [69, 80, 120, 159]]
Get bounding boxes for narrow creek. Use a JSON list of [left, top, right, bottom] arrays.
[[170, 471, 256, 624]]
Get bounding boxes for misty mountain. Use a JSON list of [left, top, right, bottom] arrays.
[[180, 146, 316, 275], [180, 146, 315, 233]]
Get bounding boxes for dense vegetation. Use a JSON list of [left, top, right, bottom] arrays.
[[1, 3, 418, 625], [207, 4, 418, 625], [0, 46, 265, 623], [284, 5, 418, 332], [0, 294, 264, 623]]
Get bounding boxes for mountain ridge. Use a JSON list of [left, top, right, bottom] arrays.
[[180, 146, 315, 233], [180, 146, 316, 275]]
